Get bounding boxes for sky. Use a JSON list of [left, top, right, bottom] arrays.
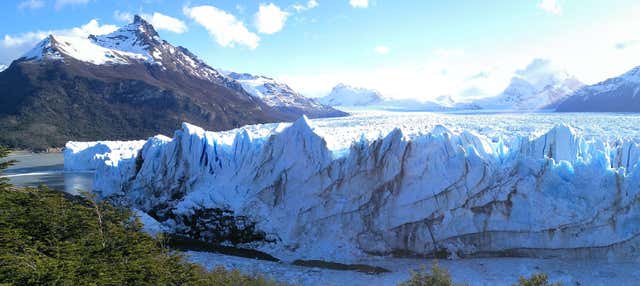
[[2, 0, 640, 101]]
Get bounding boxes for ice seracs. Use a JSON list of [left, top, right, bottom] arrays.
[[67, 118, 640, 263], [64, 140, 147, 171]]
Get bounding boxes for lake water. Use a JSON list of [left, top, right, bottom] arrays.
[[2, 151, 94, 194]]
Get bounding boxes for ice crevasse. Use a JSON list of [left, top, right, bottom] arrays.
[[65, 116, 640, 262]]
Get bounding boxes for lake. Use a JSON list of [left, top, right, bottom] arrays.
[[2, 151, 94, 195]]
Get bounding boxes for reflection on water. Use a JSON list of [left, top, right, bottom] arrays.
[[2, 152, 94, 194]]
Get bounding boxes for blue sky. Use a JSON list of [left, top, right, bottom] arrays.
[[2, 0, 640, 99]]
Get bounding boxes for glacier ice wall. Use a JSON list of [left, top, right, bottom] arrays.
[[64, 140, 147, 171], [70, 117, 640, 262]]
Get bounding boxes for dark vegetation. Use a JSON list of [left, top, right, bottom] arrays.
[[398, 261, 564, 286], [0, 186, 287, 286], [172, 207, 271, 244]]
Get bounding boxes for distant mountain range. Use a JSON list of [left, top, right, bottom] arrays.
[[556, 66, 640, 112], [0, 15, 344, 150], [317, 83, 463, 111], [472, 74, 584, 110]]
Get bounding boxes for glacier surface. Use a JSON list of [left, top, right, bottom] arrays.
[[64, 140, 147, 171], [66, 112, 640, 262]]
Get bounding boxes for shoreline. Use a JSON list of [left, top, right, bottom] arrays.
[[10, 148, 64, 155]]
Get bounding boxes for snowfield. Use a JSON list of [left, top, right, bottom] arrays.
[[185, 251, 640, 286], [65, 111, 640, 278]]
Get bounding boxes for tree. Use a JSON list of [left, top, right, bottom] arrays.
[[0, 145, 16, 189]]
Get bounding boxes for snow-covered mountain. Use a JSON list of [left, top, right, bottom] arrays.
[[21, 16, 247, 92], [317, 83, 449, 111], [472, 60, 584, 110], [556, 65, 640, 112], [67, 119, 640, 262], [225, 72, 347, 118], [317, 83, 385, 106], [0, 64, 7, 72], [0, 15, 342, 149]]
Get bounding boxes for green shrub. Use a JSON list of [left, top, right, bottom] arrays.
[[514, 273, 563, 286], [398, 261, 467, 286]]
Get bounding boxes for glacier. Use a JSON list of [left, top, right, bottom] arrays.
[[64, 140, 147, 171], [65, 115, 640, 262]]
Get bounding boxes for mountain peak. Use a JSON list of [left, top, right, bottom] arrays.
[[92, 15, 160, 53], [129, 15, 159, 39], [318, 84, 384, 107], [133, 14, 144, 24]]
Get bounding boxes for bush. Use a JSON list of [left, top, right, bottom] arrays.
[[0, 186, 284, 286], [0, 145, 15, 188], [514, 273, 563, 286], [397, 261, 467, 286]]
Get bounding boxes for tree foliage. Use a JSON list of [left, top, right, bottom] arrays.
[[0, 145, 15, 188], [0, 186, 284, 286]]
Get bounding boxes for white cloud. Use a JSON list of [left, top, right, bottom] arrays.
[[374, 45, 389, 55], [18, 0, 44, 10], [278, 57, 513, 102], [55, 0, 90, 10], [349, 0, 369, 8], [615, 40, 639, 50], [113, 10, 133, 22], [74, 19, 118, 35], [283, 3, 640, 103], [141, 13, 188, 34], [292, 0, 319, 12], [254, 3, 289, 35], [0, 19, 117, 63], [434, 49, 465, 57], [538, 0, 562, 15], [183, 5, 259, 49]]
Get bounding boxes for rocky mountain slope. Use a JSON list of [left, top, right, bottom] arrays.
[[0, 16, 342, 150], [226, 72, 347, 118], [556, 66, 640, 112]]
